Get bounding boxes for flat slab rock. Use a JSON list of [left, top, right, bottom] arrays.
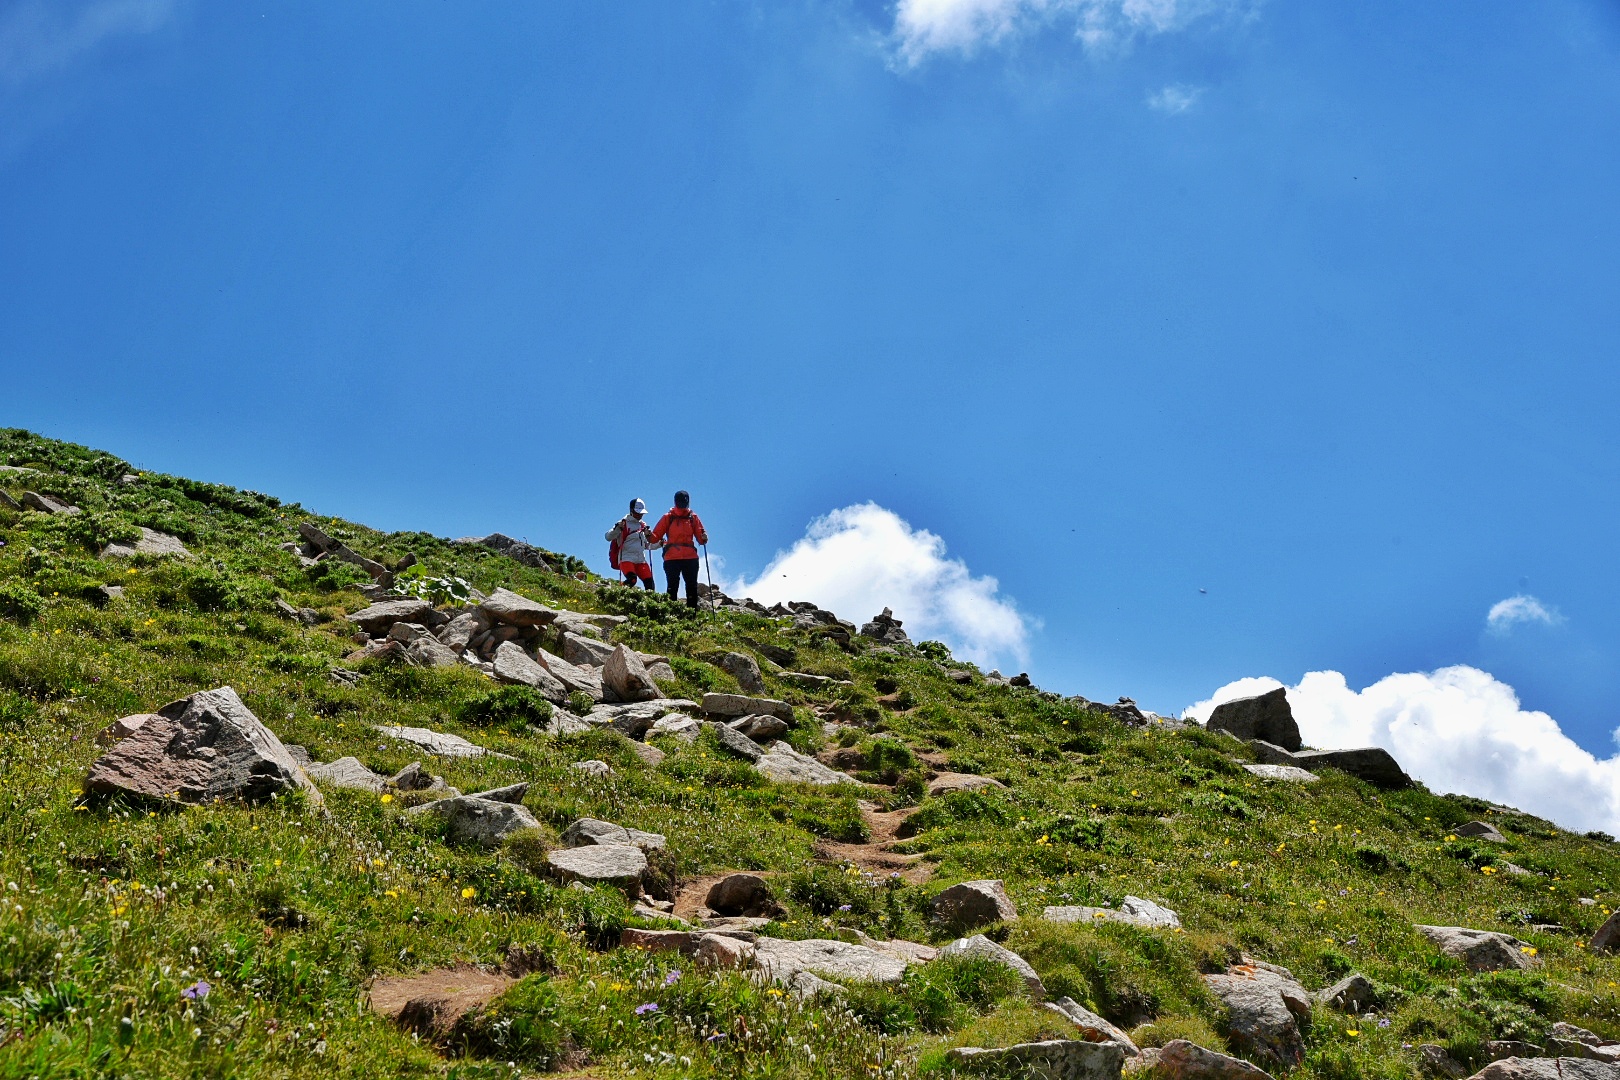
[[1132, 1040, 1275, 1080], [478, 587, 557, 627], [561, 817, 667, 851], [1047, 997, 1139, 1054], [701, 692, 794, 722], [347, 598, 435, 634], [84, 686, 321, 806], [1243, 763, 1319, 783], [547, 843, 647, 886], [752, 937, 908, 985], [375, 724, 511, 759], [406, 784, 537, 847], [1044, 896, 1181, 930], [101, 527, 190, 559], [1416, 925, 1537, 971], [1468, 1060, 1620, 1080], [755, 741, 860, 786], [929, 771, 1008, 796], [938, 934, 1045, 998], [492, 642, 568, 702], [305, 756, 386, 792], [948, 1039, 1127, 1080]]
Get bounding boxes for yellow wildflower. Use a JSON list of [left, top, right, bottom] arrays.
[[461, 886, 476, 899], [380, 793, 393, 804]]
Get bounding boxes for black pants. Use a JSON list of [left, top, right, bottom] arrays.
[[664, 557, 700, 606]]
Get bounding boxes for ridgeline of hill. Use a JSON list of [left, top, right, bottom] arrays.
[[3, 427, 1620, 1080]]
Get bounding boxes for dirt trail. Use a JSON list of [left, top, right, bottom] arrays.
[[813, 802, 931, 884]]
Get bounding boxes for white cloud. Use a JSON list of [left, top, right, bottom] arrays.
[[1186, 666, 1620, 836], [1486, 594, 1562, 635], [892, 0, 1250, 65], [725, 502, 1033, 670], [0, 0, 176, 84], [1147, 83, 1202, 113]]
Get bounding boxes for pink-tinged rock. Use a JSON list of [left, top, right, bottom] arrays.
[[97, 714, 159, 746]]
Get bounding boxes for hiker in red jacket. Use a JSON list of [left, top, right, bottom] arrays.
[[650, 490, 708, 608]]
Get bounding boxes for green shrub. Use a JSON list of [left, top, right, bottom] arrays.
[[0, 580, 45, 624], [304, 559, 373, 593], [456, 685, 554, 728], [460, 975, 567, 1066]]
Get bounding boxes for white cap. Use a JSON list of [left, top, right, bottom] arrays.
[[630, 498, 647, 514]]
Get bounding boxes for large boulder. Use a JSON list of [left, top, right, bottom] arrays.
[[701, 693, 794, 722], [479, 588, 557, 627], [492, 642, 569, 702], [1456, 820, 1507, 843], [536, 648, 604, 701], [546, 844, 647, 890], [406, 784, 539, 847], [604, 644, 660, 702], [1591, 910, 1620, 953], [21, 491, 80, 515], [347, 598, 435, 635], [706, 721, 765, 762], [1416, 926, 1537, 971], [1466, 1060, 1620, 1080], [101, 527, 190, 559], [706, 873, 781, 917], [752, 938, 908, 985], [1206, 689, 1301, 752], [1046, 998, 1138, 1054], [934, 879, 1019, 931], [1202, 964, 1311, 1070], [731, 714, 789, 742], [563, 631, 616, 667], [435, 610, 489, 653], [938, 934, 1045, 998], [947, 1040, 1125, 1080], [406, 634, 462, 669], [755, 742, 860, 786], [464, 533, 556, 570], [1135, 1040, 1275, 1080], [1292, 747, 1412, 789], [560, 818, 667, 851], [717, 652, 766, 694], [84, 686, 320, 806]]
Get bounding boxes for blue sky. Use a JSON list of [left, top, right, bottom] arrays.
[[4, 1, 1620, 816]]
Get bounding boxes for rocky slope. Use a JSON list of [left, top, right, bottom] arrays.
[[3, 427, 1620, 1080]]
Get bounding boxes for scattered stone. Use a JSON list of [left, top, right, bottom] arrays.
[[1415, 925, 1537, 971], [604, 644, 660, 702], [492, 642, 568, 701], [1138, 1040, 1275, 1080], [436, 610, 488, 653], [859, 607, 911, 646], [347, 598, 435, 635], [755, 742, 861, 786], [571, 759, 613, 777], [1046, 997, 1139, 1053], [1315, 973, 1377, 1012], [780, 671, 852, 689], [706, 873, 781, 918], [695, 933, 755, 969], [306, 756, 386, 792], [84, 686, 321, 806], [947, 1040, 1125, 1080], [1485, 1042, 1547, 1063], [100, 527, 190, 559], [1468, 1059, 1620, 1080], [1243, 763, 1320, 783], [479, 587, 557, 627], [1202, 963, 1310, 1069], [406, 634, 462, 669], [753, 937, 908, 985], [717, 652, 766, 694], [1207, 688, 1301, 751], [0, 490, 20, 511], [546, 709, 594, 736], [621, 927, 697, 953], [562, 631, 615, 667], [20, 491, 80, 516], [375, 724, 505, 759], [459, 533, 557, 571], [934, 879, 1018, 931], [1418, 1044, 1472, 1079], [406, 785, 540, 847], [701, 692, 795, 722], [937, 934, 1045, 998], [347, 638, 409, 664], [546, 844, 647, 890], [561, 818, 667, 851], [651, 714, 702, 742], [1043, 897, 1181, 930], [784, 969, 845, 1000], [535, 648, 604, 701], [628, 740, 666, 767], [706, 720, 765, 762], [1456, 820, 1507, 843], [386, 761, 452, 793], [928, 772, 1008, 796], [731, 714, 789, 742], [96, 713, 158, 745]]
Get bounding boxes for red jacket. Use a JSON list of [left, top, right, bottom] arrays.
[[652, 508, 707, 560]]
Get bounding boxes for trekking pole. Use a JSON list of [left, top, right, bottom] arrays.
[[701, 543, 717, 618]]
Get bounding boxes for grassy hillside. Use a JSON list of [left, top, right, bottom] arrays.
[[2, 428, 1619, 1080]]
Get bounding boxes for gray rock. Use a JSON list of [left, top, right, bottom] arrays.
[[731, 714, 789, 742], [784, 969, 846, 1000], [928, 771, 1009, 796], [1207, 689, 1300, 752], [1046, 998, 1139, 1054], [298, 522, 390, 583], [718, 652, 766, 694], [1202, 965, 1311, 1069], [96, 713, 158, 745], [347, 598, 435, 635], [1043, 896, 1180, 930], [651, 714, 702, 741], [0, 489, 20, 511], [706, 873, 780, 917], [702, 692, 794, 722], [934, 879, 1019, 931], [546, 844, 647, 889], [1456, 820, 1507, 843], [1292, 747, 1412, 789], [571, 759, 613, 777], [1418, 1045, 1472, 1079], [1315, 973, 1377, 1012], [1248, 740, 1301, 766], [406, 635, 462, 669], [536, 648, 604, 701], [463, 533, 557, 570], [937, 934, 1045, 998], [375, 724, 503, 759], [628, 740, 666, 767], [858, 607, 911, 646], [436, 610, 488, 653], [21, 491, 80, 515], [492, 641, 569, 702], [84, 686, 321, 806], [695, 934, 755, 969], [94, 584, 126, 604], [779, 671, 853, 689], [100, 527, 191, 559], [407, 791, 541, 847], [756, 742, 861, 786], [706, 720, 765, 762], [386, 761, 443, 792], [466, 782, 529, 804], [1467, 1060, 1620, 1080], [546, 709, 594, 735], [604, 644, 660, 702], [563, 631, 615, 667], [1141, 1040, 1275, 1080], [479, 587, 558, 627], [1243, 763, 1319, 783], [753, 937, 908, 985], [1416, 925, 1536, 971], [305, 756, 386, 792], [947, 1040, 1125, 1080], [561, 817, 666, 851]]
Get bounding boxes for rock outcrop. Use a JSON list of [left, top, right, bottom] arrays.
[[1202, 962, 1311, 1069], [1207, 689, 1301, 751], [1416, 925, 1537, 971], [947, 1039, 1125, 1080], [933, 879, 1018, 931]]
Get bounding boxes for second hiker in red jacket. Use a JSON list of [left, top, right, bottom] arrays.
[[651, 490, 708, 608]]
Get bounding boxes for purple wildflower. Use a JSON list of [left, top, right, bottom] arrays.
[[838, 904, 852, 912], [664, 970, 681, 985], [1377, 1018, 1392, 1029], [181, 980, 210, 1001], [634, 1002, 659, 1016]]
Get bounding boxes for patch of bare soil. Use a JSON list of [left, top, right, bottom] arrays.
[[671, 871, 781, 922], [368, 965, 514, 1043], [813, 803, 932, 884]]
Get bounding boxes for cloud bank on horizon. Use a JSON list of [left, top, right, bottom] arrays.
[[725, 502, 1032, 670], [1186, 667, 1620, 836], [891, 0, 1252, 64]]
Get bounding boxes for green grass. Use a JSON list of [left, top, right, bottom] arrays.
[[5, 426, 1620, 1079]]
